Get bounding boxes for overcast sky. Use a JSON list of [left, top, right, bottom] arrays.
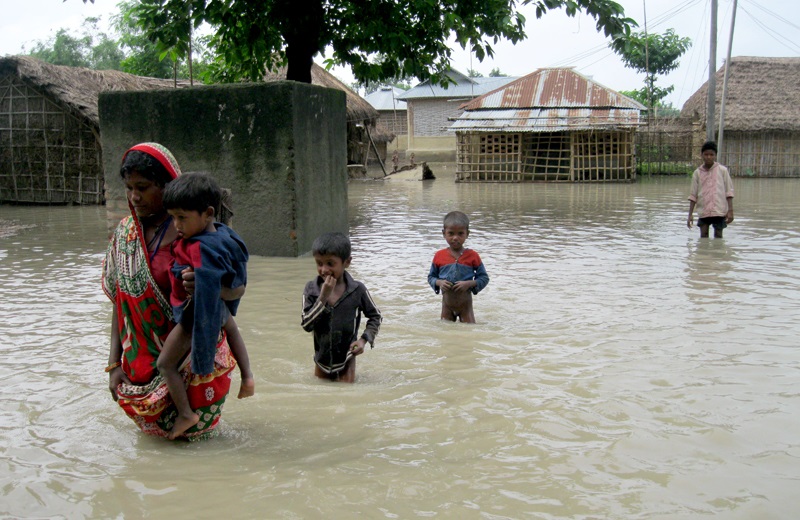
[[1, 0, 797, 108]]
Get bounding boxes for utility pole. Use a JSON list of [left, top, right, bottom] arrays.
[[718, 0, 738, 163], [706, 0, 718, 142]]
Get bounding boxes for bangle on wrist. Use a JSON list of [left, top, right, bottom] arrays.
[[105, 361, 122, 373]]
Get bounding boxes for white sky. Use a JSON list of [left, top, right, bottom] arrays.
[[1, 0, 798, 108]]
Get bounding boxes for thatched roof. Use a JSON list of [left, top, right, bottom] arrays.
[[370, 121, 395, 143], [680, 56, 800, 132], [0, 55, 183, 128], [263, 63, 378, 123]]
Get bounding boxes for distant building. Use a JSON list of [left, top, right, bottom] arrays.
[[450, 67, 645, 182], [364, 86, 407, 138], [396, 70, 516, 161], [681, 56, 800, 177]]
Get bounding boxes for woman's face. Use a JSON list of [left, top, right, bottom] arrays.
[[124, 170, 165, 219]]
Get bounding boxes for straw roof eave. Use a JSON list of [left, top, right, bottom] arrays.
[[680, 56, 800, 132], [263, 63, 378, 124], [0, 55, 184, 128]]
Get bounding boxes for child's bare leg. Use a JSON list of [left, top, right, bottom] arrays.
[[458, 304, 476, 324], [714, 227, 724, 238], [699, 224, 710, 238], [443, 291, 473, 322], [338, 357, 356, 383], [224, 316, 254, 398], [156, 324, 199, 439], [440, 300, 457, 321]]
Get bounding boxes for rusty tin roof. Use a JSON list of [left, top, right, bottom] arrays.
[[451, 67, 645, 132]]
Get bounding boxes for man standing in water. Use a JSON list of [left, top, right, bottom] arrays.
[[687, 140, 734, 238]]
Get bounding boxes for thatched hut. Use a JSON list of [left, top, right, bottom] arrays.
[[681, 56, 800, 177], [451, 67, 645, 182], [264, 64, 381, 168], [0, 55, 181, 204]]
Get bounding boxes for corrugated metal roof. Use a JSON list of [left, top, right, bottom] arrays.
[[449, 107, 643, 133], [396, 69, 518, 100], [450, 67, 645, 132], [461, 67, 646, 110], [364, 86, 407, 111]]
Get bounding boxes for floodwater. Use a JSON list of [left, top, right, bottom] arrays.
[[1, 173, 799, 519]]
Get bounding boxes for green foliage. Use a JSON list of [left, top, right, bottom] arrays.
[[468, 69, 484, 78], [620, 89, 681, 117], [115, 0, 636, 84], [112, 0, 175, 78], [26, 17, 123, 70], [489, 68, 508, 77], [610, 28, 691, 108], [636, 161, 694, 176]]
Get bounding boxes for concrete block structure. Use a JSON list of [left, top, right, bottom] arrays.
[[100, 81, 347, 257]]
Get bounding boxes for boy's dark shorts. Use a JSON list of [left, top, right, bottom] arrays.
[[697, 216, 727, 230]]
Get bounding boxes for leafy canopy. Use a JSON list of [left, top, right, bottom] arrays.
[[25, 17, 124, 70], [70, 0, 636, 85], [610, 28, 691, 108]]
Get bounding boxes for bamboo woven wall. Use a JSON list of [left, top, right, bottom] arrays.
[[721, 131, 800, 177], [572, 130, 636, 182], [0, 76, 102, 204], [635, 117, 696, 175], [456, 132, 521, 182], [456, 130, 636, 182]]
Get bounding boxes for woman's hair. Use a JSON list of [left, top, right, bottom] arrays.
[[119, 150, 175, 187], [701, 140, 718, 154], [312, 232, 351, 261], [443, 211, 470, 229], [163, 173, 222, 216]]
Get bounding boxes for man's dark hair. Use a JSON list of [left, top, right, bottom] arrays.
[[119, 150, 174, 187], [701, 140, 718, 154], [312, 232, 351, 261], [163, 173, 221, 216]]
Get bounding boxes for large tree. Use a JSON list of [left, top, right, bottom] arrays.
[[72, 0, 635, 84], [610, 28, 691, 109]]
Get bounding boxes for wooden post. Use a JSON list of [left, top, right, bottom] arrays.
[[706, 0, 718, 142], [365, 124, 387, 177]]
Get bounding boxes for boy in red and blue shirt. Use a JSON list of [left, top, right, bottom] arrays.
[[428, 211, 489, 323]]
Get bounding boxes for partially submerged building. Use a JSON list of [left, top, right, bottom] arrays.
[[450, 67, 645, 182], [681, 56, 800, 177], [0, 55, 181, 204]]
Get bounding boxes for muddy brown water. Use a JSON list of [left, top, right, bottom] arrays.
[[1, 174, 799, 518]]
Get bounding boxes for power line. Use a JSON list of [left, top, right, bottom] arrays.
[[738, 3, 800, 54], [743, 0, 800, 31]]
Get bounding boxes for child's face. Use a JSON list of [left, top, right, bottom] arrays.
[[702, 149, 716, 168], [168, 207, 214, 239], [443, 224, 469, 251], [314, 253, 351, 281]]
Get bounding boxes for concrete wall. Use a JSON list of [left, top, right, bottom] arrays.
[[99, 82, 348, 257]]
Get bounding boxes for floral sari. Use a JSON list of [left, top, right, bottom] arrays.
[[101, 144, 235, 440]]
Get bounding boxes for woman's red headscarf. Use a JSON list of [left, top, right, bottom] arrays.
[[122, 142, 182, 181]]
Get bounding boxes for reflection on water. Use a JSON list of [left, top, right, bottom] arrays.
[[1, 176, 799, 518]]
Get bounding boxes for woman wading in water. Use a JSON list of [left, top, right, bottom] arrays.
[[102, 143, 244, 439]]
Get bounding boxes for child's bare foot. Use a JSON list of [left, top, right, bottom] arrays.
[[169, 412, 200, 440], [237, 376, 255, 399]]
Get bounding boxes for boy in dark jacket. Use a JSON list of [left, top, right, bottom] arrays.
[[301, 232, 382, 382]]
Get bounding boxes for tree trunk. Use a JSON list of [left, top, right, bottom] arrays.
[[277, 0, 324, 83]]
